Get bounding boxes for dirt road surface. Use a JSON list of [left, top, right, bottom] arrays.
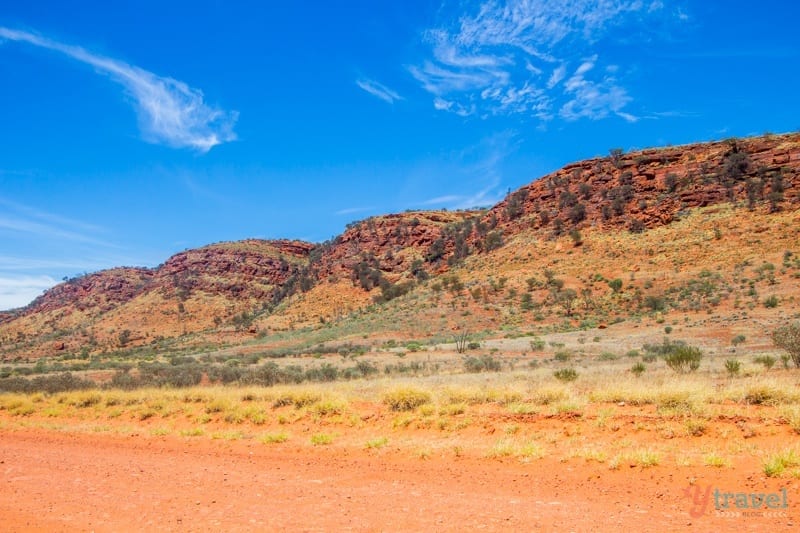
[[1, 428, 796, 532]]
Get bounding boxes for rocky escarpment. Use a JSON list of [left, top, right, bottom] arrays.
[[6, 239, 314, 323], [156, 239, 313, 302], [2, 132, 799, 358], [309, 210, 480, 283], [481, 133, 800, 240], [25, 268, 154, 316]]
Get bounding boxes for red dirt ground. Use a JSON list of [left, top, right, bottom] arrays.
[[1, 428, 797, 532]]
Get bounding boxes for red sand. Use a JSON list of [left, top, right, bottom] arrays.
[[1, 428, 797, 532]]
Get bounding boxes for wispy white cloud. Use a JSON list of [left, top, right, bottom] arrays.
[[432, 96, 476, 117], [649, 110, 698, 118], [415, 132, 516, 210], [547, 65, 567, 89], [0, 196, 103, 234], [0, 274, 57, 310], [0, 214, 117, 248], [356, 78, 403, 104], [422, 194, 462, 205], [559, 56, 634, 121], [0, 26, 237, 152], [0, 256, 111, 272], [411, 1, 675, 121], [0, 196, 135, 309], [334, 206, 375, 216]]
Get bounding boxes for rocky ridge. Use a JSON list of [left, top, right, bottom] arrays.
[[1, 132, 799, 357]]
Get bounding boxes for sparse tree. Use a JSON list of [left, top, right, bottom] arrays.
[[455, 330, 470, 354], [569, 228, 583, 246], [118, 329, 131, 347], [557, 288, 578, 316], [609, 147, 624, 167], [746, 177, 764, 209], [664, 173, 679, 193], [773, 322, 800, 368], [569, 203, 586, 223], [580, 287, 593, 311], [768, 171, 785, 212]]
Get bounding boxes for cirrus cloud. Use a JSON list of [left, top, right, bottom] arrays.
[[0, 26, 237, 152], [410, 0, 673, 122], [356, 78, 403, 104]]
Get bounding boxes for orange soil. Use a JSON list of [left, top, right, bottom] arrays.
[[1, 409, 798, 532]]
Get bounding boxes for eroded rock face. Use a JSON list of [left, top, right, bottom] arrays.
[[156, 239, 313, 300], [13, 240, 314, 320], [26, 268, 154, 315], [311, 211, 479, 282], [481, 134, 800, 237]]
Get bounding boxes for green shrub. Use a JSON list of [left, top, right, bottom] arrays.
[[554, 368, 578, 382], [754, 355, 776, 370], [631, 362, 646, 376], [464, 355, 502, 373], [644, 295, 667, 312], [643, 337, 686, 357], [0, 372, 95, 394], [724, 359, 741, 376], [554, 350, 572, 362], [529, 338, 546, 351], [664, 345, 702, 373], [608, 278, 623, 293]]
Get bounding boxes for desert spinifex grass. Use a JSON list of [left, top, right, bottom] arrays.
[[702, 452, 731, 468], [763, 448, 800, 477], [438, 385, 523, 406], [382, 387, 431, 411], [609, 449, 661, 469], [0, 368, 794, 425], [1, 359, 800, 473], [259, 431, 289, 444], [569, 446, 608, 463], [365, 436, 389, 449], [779, 406, 800, 434], [211, 430, 244, 440], [486, 438, 544, 460], [310, 432, 333, 445], [587, 379, 711, 409]]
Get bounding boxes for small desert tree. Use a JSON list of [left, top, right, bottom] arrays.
[[773, 322, 800, 368], [557, 288, 578, 316], [455, 329, 470, 354]]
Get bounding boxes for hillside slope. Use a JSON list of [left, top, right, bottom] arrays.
[[1, 133, 798, 360]]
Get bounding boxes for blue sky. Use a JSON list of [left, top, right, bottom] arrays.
[[1, 1, 798, 310]]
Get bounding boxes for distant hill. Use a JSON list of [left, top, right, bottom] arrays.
[[1, 132, 798, 360]]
